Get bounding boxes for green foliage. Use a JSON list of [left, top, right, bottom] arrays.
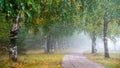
[[35, 0, 79, 39], [75, 0, 120, 39], [0, 0, 120, 54], [0, 15, 11, 41]]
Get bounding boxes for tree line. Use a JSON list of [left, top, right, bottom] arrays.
[[0, 0, 120, 62]]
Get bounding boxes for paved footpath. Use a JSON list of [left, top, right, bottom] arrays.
[[62, 53, 105, 68]]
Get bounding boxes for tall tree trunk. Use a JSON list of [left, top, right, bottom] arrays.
[[103, 8, 110, 58], [50, 38, 55, 53], [9, 14, 20, 62], [91, 30, 97, 54], [45, 34, 51, 53]]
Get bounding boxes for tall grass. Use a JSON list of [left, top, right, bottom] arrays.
[[85, 52, 120, 68], [0, 50, 64, 68]]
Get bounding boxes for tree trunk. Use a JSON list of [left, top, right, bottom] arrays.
[[9, 14, 20, 62], [103, 8, 110, 58], [50, 38, 54, 53], [91, 30, 97, 54], [45, 34, 51, 53]]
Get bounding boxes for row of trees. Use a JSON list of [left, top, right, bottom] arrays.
[[0, 0, 120, 61], [74, 0, 120, 57]]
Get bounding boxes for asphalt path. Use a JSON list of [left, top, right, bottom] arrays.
[[62, 51, 105, 68]]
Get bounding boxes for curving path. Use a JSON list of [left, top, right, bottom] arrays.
[[62, 52, 105, 68]]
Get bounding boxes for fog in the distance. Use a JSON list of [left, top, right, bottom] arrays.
[[66, 32, 120, 53]]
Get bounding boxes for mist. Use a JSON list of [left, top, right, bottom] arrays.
[[60, 31, 120, 53], [21, 30, 120, 54]]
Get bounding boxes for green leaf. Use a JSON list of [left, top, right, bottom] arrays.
[[47, 0, 52, 5], [26, 12, 31, 18], [21, 3, 25, 10], [32, 4, 37, 12], [28, 0, 32, 5]]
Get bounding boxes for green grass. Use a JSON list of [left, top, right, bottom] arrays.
[[85, 52, 120, 68], [0, 50, 65, 68]]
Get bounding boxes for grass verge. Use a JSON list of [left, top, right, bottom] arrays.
[[0, 50, 65, 68], [85, 53, 120, 68]]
